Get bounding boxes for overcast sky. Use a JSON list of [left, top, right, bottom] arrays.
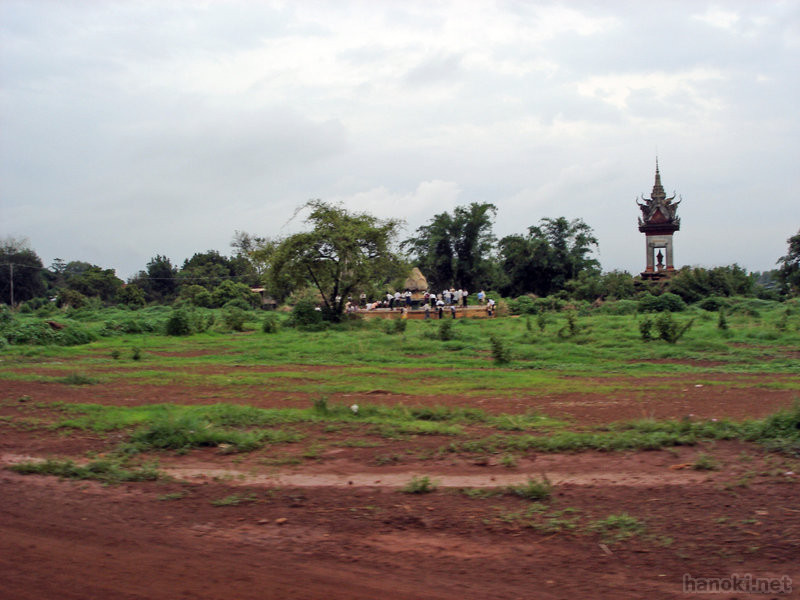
[[1, 0, 798, 280]]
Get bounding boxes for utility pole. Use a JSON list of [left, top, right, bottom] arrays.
[[9, 263, 13, 307]]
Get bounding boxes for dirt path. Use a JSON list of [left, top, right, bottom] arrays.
[[1, 367, 799, 599]]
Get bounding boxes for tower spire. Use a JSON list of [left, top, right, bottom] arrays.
[[651, 157, 665, 201]]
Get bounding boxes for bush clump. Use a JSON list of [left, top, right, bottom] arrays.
[[165, 309, 192, 336], [638, 292, 687, 313], [262, 312, 280, 333]]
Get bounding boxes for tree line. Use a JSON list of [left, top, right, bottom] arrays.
[[2, 202, 798, 316]]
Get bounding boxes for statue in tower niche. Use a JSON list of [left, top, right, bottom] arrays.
[[637, 160, 682, 279]]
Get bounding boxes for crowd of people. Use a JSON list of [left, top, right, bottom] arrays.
[[337, 288, 496, 318]]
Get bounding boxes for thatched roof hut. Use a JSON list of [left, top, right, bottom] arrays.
[[404, 267, 428, 292]]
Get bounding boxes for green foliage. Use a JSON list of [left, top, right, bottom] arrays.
[[717, 308, 728, 330], [691, 452, 719, 471], [63, 263, 123, 302], [131, 347, 142, 361], [497, 217, 599, 297], [588, 513, 644, 541], [402, 475, 438, 494], [0, 239, 46, 304], [557, 311, 581, 338], [10, 458, 160, 483], [129, 413, 264, 453], [654, 312, 693, 344], [165, 308, 192, 336], [179, 284, 213, 308], [0, 318, 96, 346], [222, 306, 247, 332], [489, 333, 511, 364], [56, 288, 88, 309], [507, 476, 552, 501], [696, 296, 729, 312], [403, 203, 497, 291], [211, 280, 259, 309], [117, 284, 146, 308], [639, 316, 654, 341], [130, 255, 178, 303], [288, 299, 324, 329], [261, 312, 280, 333], [438, 318, 454, 341], [270, 200, 404, 320], [637, 292, 687, 313], [59, 373, 97, 385], [667, 265, 753, 303], [777, 229, 800, 295]]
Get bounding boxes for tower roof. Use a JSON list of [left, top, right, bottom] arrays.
[[651, 159, 666, 202]]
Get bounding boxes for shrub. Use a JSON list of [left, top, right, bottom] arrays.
[[639, 317, 654, 341], [56, 289, 88, 309], [222, 307, 247, 332], [717, 308, 728, 330], [638, 292, 686, 313], [489, 333, 511, 364], [223, 298, 252, 311], [655, 312, 693, 344], [402, 475, 438, 494], [696, 296, 729, 312], [210, 280, 259, 308], [288, 299, 324, 328], [595, 299, 639, 315], [508, 296, 537, 315], [507, 476, 552, 501], [438, 319, 454, 341], [180, 285, 213, 308], [165, 309, 192, 336], [261, 312, 279, 333], [117, 284, 146, 308]]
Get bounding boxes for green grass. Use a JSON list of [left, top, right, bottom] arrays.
[[506, 476, 553, 501], [8, 457, 161, 483], [210, 492, 258, 506], [588, 513, 645, 542], [401, 475, 438, 494]]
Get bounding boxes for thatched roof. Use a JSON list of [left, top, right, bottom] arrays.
[[404, 267, 428, 291]]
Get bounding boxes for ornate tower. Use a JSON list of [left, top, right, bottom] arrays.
[[637, 160, 682, 279]]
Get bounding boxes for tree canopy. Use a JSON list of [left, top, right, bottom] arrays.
[[269, 200, 404, 319], [403, 202, 496, 291], [777, 229, 800, 295], [497, 217, 599, 297], [0, 238, 45, 305]]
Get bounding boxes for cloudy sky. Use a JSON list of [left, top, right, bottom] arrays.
[[1, 0, 798, 279]]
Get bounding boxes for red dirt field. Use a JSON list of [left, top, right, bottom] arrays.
[[2, 374, 799, 599]]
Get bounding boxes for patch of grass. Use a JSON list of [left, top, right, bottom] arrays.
[[691, 452, 720, 471], [9, 457, 161, 483], [157, 491, 188, 501], [500, 453, 518, 468], [588, 513, 645, 542], [402, 475, 438, 494], [374, 453, 401, 465], [210, 492, 258, 506], [58, 373, 97, 385], [506, 476, 553, 501], [459, 487, 502, 499]]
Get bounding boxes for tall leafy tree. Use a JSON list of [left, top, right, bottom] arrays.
[[63, 262, 123, 302], [403, 202, 496, 291], [0, 238, 45, 305], [129, 255, 178, 303], [777, 229, 800, 295], [269, 200, 403, 320], [498, 217, 599, 297]]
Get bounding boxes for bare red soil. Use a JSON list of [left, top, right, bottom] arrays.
[[1, 371, 799, 599]]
